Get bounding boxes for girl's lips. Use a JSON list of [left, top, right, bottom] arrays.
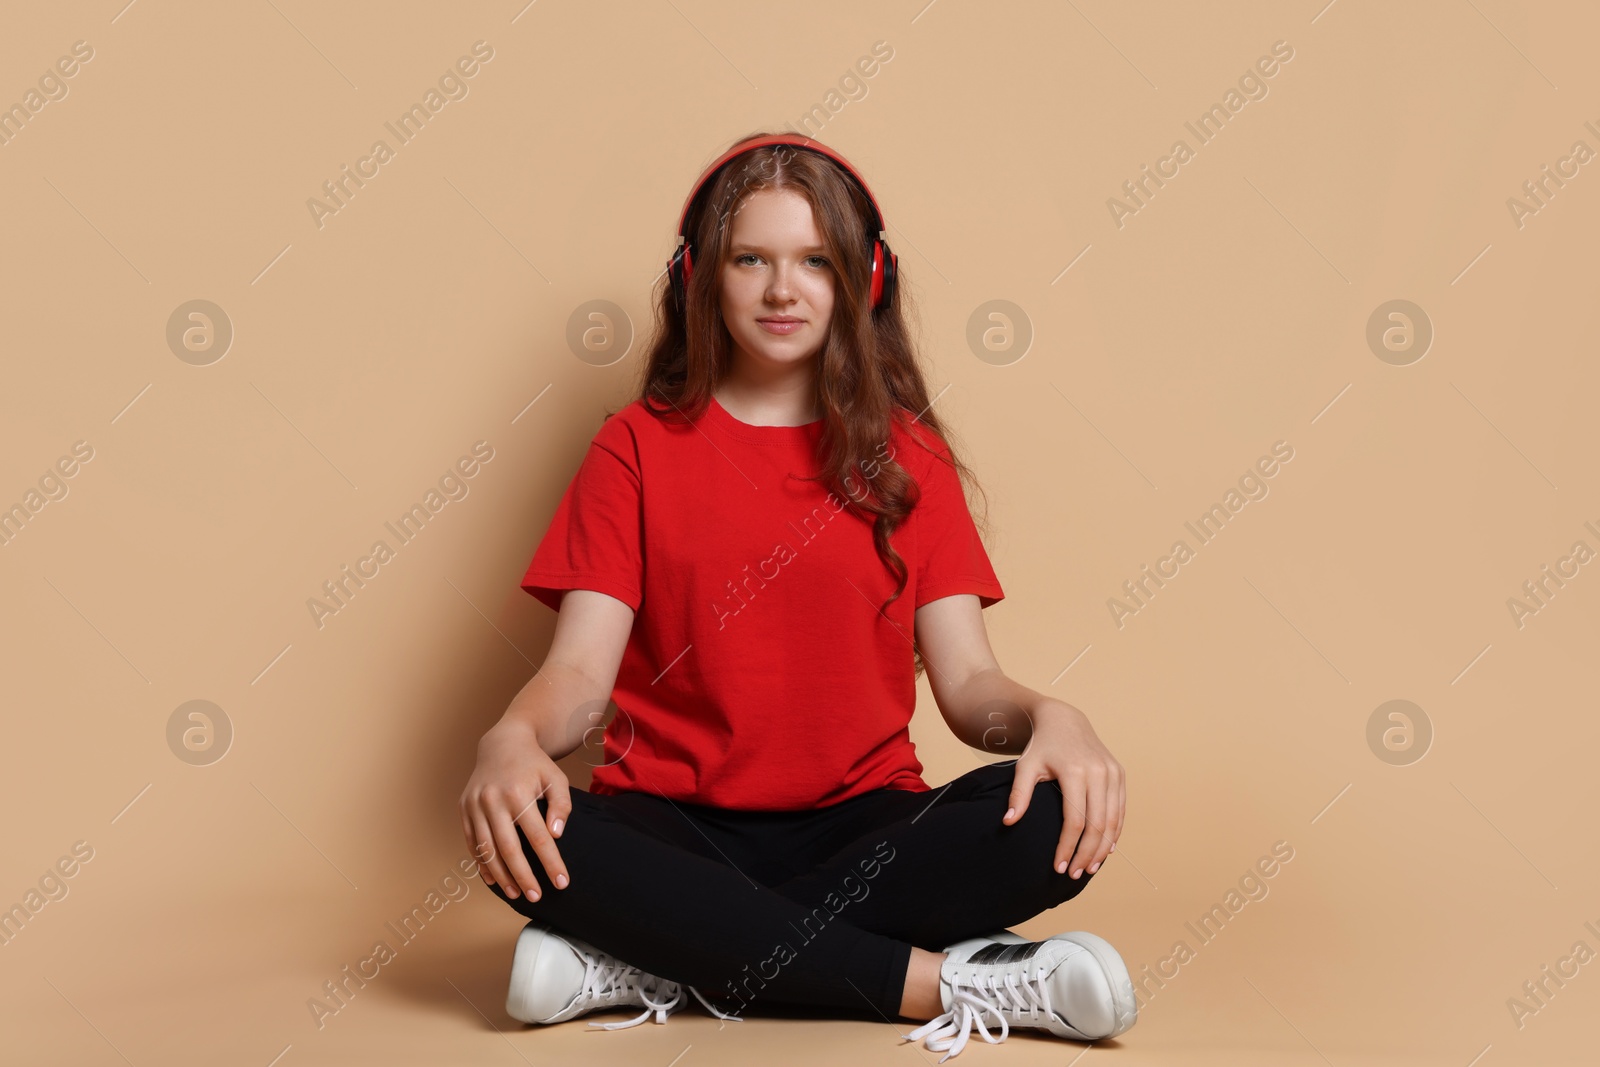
[[757, 318, 805, 335]]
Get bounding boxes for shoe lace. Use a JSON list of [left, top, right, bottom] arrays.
[[902, 966, 1053, 1062], [581, 954, 745, 1030]]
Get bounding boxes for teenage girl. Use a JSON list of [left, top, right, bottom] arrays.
[[458, 131, 1137, 1061]]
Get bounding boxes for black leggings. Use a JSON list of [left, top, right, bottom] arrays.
[[487, 759, 1098, 1020]]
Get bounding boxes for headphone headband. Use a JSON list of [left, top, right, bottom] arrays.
[[674, 134, 889, 243]]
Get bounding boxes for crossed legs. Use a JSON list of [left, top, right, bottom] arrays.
[[487, 760, 1099, 1020]]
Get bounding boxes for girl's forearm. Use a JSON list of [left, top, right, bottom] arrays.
[[942, 667, 1087, 754], [495, 661, 611, 761]]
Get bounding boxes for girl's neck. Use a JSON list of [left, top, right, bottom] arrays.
[[713, 376, 821, 428]]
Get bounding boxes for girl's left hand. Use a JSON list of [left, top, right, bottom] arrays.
[[1001, 702, 1125, 879]]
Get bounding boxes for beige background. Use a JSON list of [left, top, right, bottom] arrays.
[[2, 1, 1596, 1064]]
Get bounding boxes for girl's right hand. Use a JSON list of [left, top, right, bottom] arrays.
[[458, 720, 573, 900]]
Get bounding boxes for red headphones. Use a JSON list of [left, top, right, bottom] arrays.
[[666, 134, 898, 314]]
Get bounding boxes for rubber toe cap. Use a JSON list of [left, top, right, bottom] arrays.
[[506, 924, 587, 1024]]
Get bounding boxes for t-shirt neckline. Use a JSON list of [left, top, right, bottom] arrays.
[[705, 395, 825, 444]]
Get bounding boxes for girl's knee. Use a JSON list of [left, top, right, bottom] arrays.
[[1010, 781, 1067, 838], [1007, 786, 1101, 897]]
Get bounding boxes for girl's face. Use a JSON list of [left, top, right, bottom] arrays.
[[718, 187, 836, 377]]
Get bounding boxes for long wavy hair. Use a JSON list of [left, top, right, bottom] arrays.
[[624, 131, 991, 678]]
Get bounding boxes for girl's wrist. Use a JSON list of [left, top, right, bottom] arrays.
[[485, 713, 540, 750], [1030, 699, 1089, 732]]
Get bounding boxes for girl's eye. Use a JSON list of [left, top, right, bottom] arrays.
[[733, 254, 829, 267]]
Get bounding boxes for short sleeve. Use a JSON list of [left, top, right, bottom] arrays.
[[910, 436, 1005, 610], [520, 429, 644, 614]]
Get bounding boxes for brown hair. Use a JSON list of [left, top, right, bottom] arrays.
[[627, 131, 991, 677]]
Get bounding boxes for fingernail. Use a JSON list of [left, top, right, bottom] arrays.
[[1056, 860, 1067, 874], [552, 818, 564, 836], [528, 889, 540, 901], [1089, 862, 1100, 873], [1109, 842, 1116, 853], [507, 886, 520, 899], [1004, 807, 1016, 822], [555, 874, 569, 889], [1071, 868, 1083, 879]]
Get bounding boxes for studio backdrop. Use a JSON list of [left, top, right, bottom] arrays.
[[1, 2, 1595, 1065]]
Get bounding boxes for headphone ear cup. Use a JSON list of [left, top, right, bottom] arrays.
[[668, 244, 694, 312], [869, 242, 884, 309], [874, 241, 897, 310]]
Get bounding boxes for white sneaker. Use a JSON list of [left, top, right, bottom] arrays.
[[903, 930, 1138, 1061], [505, 921, 742, 1029]]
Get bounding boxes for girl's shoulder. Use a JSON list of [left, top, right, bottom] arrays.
[[582, 396, 715, 471], [887, 406, 954, 473], [588, 397, 670, 448]]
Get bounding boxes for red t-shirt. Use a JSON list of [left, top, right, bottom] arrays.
[[519, 395, 1005, 810]]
